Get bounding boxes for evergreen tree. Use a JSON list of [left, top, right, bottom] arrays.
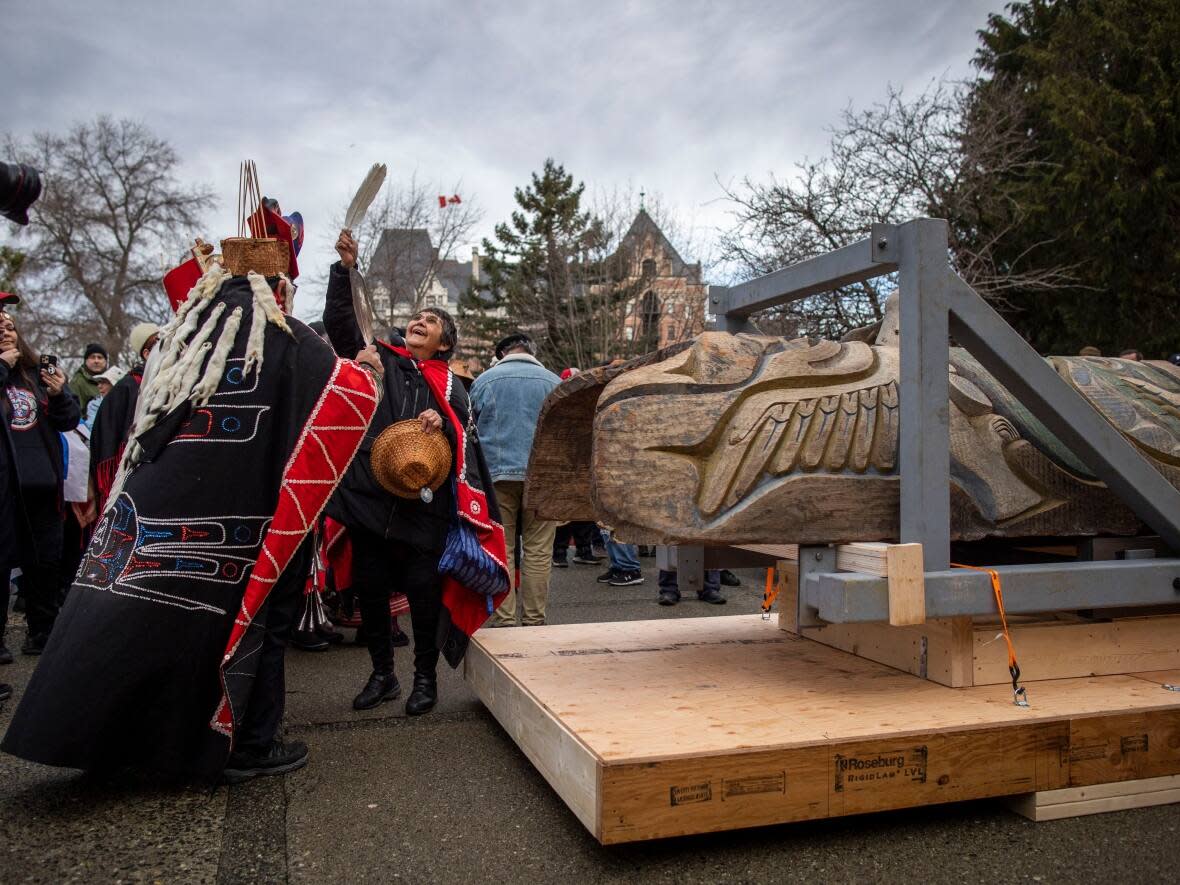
[[461, 159, 639, 369], [971, 0, 1180, 356]]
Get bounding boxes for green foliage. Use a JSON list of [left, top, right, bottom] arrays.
[[972, 0, 1180, 357], [462, 159, 642, 369]]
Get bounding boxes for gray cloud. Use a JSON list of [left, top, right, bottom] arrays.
[[3, 0, 995, 320]]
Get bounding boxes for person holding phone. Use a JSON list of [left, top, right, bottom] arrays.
[[0, 303, 81, 659]]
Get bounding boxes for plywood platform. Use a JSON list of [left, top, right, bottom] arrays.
[[464, 615, 1180, 843]]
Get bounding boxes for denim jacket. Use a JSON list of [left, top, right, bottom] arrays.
[[470, 353, 560, 483]]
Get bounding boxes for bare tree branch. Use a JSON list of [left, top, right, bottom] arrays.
[[718, 79, 1086, 339], [3, 117, 214, 363]]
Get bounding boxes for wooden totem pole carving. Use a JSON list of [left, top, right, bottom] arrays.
[[525, 306, 1180, 546]]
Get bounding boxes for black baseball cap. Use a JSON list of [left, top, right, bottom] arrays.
[[494, 332, 534, 360]]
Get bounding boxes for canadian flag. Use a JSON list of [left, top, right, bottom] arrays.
[[438, 194, 462, 208]]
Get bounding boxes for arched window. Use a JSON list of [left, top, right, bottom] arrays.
[[641, 258, 656, 280], [640, 290, 661, 341]]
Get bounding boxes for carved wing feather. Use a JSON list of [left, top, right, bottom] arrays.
[[695, 381, 900, 517]]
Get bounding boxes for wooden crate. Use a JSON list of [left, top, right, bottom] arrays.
[[464, 615, 1180, 844]]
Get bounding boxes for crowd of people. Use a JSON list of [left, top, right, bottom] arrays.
[[0, 204, 737, 784], [1, 292, 160, 694]]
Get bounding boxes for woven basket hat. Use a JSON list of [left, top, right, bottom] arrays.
[[220, 237, 289, 277], [370, 420, 452, 500]]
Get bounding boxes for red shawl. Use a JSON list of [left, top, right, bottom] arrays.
[[378, 342, 510, 644]]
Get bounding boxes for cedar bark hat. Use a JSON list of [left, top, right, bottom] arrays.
[[370, 420, 452, 500]]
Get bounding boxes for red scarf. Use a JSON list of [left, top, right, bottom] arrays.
[[378, 342, 509, 637]]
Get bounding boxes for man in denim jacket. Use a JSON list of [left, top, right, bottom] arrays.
[[470, 333, 560, 626]]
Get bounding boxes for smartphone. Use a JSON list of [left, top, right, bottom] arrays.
[[39, 354, 58, 374]]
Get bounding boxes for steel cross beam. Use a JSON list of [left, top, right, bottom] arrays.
[[944, 273, 1180, 552], [803, 558, 1180, 623], [708, 218, 953, 565]]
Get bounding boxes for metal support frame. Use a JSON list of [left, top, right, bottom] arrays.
[[705, 217, 1180, 622], [804, 559, 1180, 623], [664, 544, 705, 594]]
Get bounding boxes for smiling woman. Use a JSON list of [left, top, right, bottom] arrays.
[[404, 308, 456, 361], [322, 236, 508, 718]]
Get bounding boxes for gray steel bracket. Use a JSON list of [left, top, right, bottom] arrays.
[[797, 546, 836, 628], [803, 558, 1180, 623]]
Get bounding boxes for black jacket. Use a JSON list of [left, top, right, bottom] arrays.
[[0, 361, 81, 568], [89, 365, 143, 509], [322, 261, 460, 552]]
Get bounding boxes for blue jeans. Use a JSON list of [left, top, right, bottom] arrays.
[[601, 530, 640, 572]]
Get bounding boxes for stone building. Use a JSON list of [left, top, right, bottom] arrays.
[[612, 209, 708, 351], [366, 228, 484, 329], [365, 209, 707, 371]]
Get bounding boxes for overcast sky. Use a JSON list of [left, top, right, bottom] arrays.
[[4, 0, 997, 320]]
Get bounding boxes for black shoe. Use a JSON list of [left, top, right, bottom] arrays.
[[223, 739, 309, 784], [391, 628, 410, 648], [352, 671, 401, 711], [658, 590, 680, 606], [571, 552, 602, 565], [405, 672, 438, 716], [552, 556, 569, 569], [698, 587, 727, 605], [609, 570, 645, 586], [21, 633, 48, 656], [719, 569, 741, 587], [291, 629, 330, 652], [596, 568, 619, 584], [317, 625, 345, 645], [0, 683, 11, 703], [0, 641, 12, 666]]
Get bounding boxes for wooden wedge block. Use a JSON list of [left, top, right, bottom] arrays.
[[886, 543, 926, 626]]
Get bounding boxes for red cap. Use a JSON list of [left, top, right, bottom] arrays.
[[162, 257, 203, 311], [0, 291, 20, 307]]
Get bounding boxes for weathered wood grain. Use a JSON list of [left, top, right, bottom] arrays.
[[523, 342, 693, 521], [555, 328, 1180, 545]]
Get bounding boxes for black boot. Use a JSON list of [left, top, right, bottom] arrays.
[[21, 632, 49, 655], [405, 671, 438, 716], [353, 670, 401, 710], [223, 738, 309, 784]]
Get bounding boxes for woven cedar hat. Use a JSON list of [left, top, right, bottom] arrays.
[[370, 420, 452, 500]]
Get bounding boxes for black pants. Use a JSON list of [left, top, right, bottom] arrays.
[[58, 506, 89, 603], [351, 528, 442, 677], [234, 538, 310, 753], [553, 520, 596, 560], [1, 488, 64, 639]]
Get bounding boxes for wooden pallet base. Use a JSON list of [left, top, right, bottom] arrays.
[[464, 615, 1180, 844], [1006, 773, 1180, 821]]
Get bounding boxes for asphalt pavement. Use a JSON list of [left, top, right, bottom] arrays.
[[1, 557, 1178, 883]]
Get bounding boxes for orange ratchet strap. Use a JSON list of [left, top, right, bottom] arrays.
[[952, 563, 1029, 707], [761, 567, 779, 619]]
